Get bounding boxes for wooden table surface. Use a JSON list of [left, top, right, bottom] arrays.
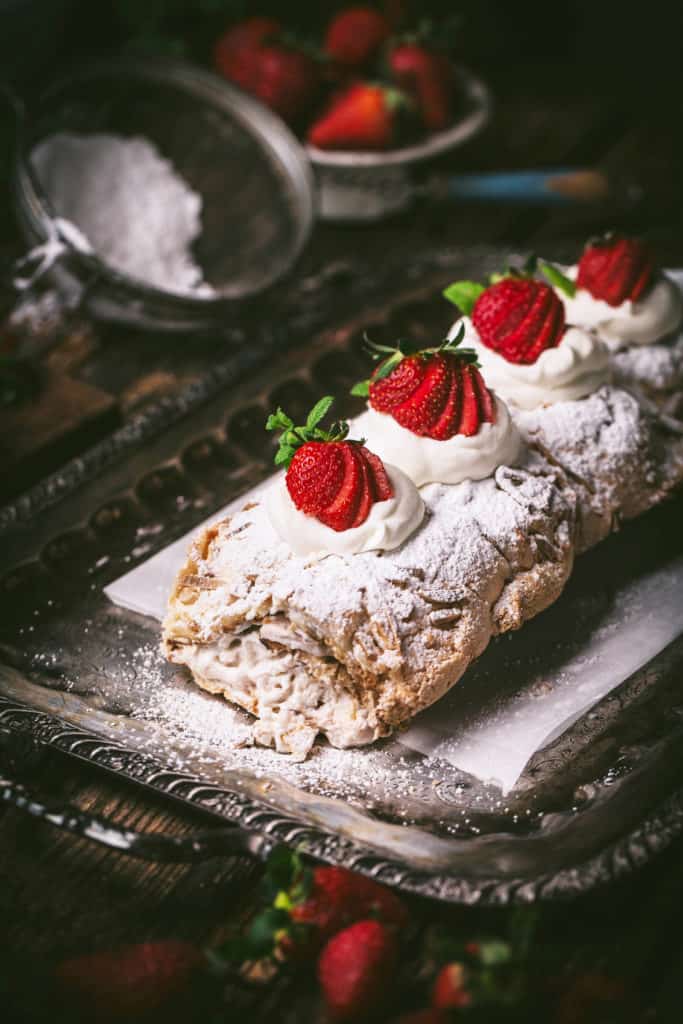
[[2, 57, 683, 1022]]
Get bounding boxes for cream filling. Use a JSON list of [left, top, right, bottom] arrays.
[[178, 630, 379, 756], [450, 317, 610, 411], [557, 267, 683, 351], [266, 462, 424, 557], [352, 396, 521, 487]]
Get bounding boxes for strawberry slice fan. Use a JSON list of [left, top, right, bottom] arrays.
[[576, 233, 654, 306], [352, 324, 496, 439], [443, 257, 576, 365], [266, 396, 393, 532]]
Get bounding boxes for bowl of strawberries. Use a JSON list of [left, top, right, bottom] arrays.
[[212, 6, 491, 221]]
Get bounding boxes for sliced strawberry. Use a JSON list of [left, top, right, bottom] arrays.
[[362, 448, 394, 501], [459, 366, 481, 436], [269, 399, 394, 534], [577, 235, 653, 307], [370, 356, 427, 413], [471, 365, 496, 423], [287, 441, 345, 516], [429, 361, 461, 440], [360, 332, 494, 440], [472, 277, 565, 365], [392, 354, 450, 436], [349, 446, 373, 527], [318, 443, 362, 531]]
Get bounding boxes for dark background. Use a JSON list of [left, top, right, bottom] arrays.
[[3, 0, 683, 92]]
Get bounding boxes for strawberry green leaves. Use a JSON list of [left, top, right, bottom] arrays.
[[443, 280, 485, 316], [266, 398, 350, 468], [538, 259, 576, 298]]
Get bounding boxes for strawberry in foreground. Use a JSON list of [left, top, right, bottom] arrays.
[[388, 42, 454, 132], [444, 257, 574, 365], [288, 863, 408, 946], [225, 847, 408, 963], [308, 82, 408, 150], [266, 396, 393, 532], [318, 918, 398, 1020], [576, 233, 653, 307], [325, 5, 391, 68], [431, 961, 472, 1010], [352, 326, 495, 439], [54, 940, 203, 1019]]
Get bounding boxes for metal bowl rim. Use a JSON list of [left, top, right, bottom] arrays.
[[306, 66, 491, 168]]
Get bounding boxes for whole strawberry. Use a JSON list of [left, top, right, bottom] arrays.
[[307, 82, 407, 150], [432, 961, 472, 1010], [576, 234, 653, 307], [388, 42, 454, 131], [266, 397, 393, 532], [213, 18, 319, 124], [54, 941, 202, 1020], [318, 919, 398, 1020], [213, 16, 280, 88], [353, 326, 495, 438], [291, 865, 408, 943], [325, 6, 391, 68]]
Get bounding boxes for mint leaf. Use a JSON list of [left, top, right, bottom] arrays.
[[306, 395, 334, 431], [266, 408, 293, 432], [274, 446, 295, 466], [539, 260, 576, 298], [351, 379, 370, 397], [443, 281, 486, 316]]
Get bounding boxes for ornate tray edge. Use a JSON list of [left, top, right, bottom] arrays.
[[2, 693, 682, 906]]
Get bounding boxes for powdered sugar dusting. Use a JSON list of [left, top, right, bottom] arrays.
[[613, 331, 683, 393]]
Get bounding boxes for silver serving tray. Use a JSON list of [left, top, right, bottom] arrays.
[[2, 245, 683, 905]]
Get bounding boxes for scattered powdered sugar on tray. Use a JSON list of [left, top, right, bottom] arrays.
[[31, 133, 213, 296], [128, 640, 447, 811]]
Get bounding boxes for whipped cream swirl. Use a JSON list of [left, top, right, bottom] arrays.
[[266, 463, 424, 557], [556, 267, 683, 351], [449, 318, 610, 411], [353, 397, 521, 488]]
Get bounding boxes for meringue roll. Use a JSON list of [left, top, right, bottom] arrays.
[[162, 384, 683, 757]]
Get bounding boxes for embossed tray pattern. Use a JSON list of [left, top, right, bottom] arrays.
[[1, 245, 683, 905]]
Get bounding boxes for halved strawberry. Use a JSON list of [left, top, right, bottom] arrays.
[[459, 365, 483, 436], [429, 360, 461, 440], [352, 328, 495, 440], [577, 234, 653, 306], [266, 397, 394, 533]]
